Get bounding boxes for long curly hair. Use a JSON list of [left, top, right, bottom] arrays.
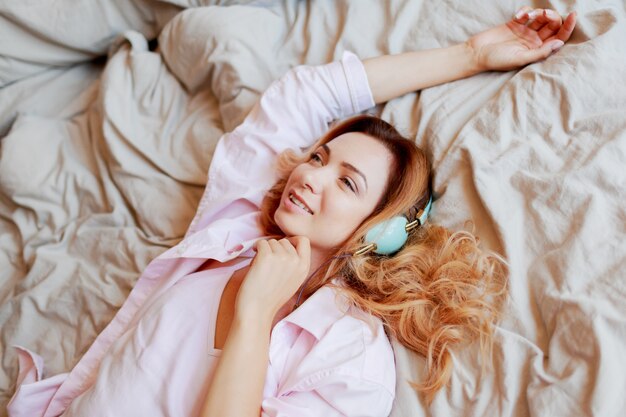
[[259, 115, 508, 403]]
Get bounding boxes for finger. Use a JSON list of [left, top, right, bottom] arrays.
[[292, 236, 311, 264], [278, 238, 298, 256], [537, 21, 562, 40], [537, 9, 563, 27], [513, 6, 533, 24], [537, 10, 564, 39], [285, 235, 303, 249], [254, 239, 270, 257], [527, 9, 549, 31], [267, 239, 283, 254], [543, 9, 563, 27], [537, 26, 556, 41], [554, 11, 577, 43], [516, 39, 564, 66]]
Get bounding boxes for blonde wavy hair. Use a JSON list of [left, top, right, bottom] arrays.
[[259, 115, 508, 403]]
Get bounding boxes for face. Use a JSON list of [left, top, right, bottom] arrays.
[[274, 132, 393, 252]]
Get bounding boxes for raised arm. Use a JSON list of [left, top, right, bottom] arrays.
[[184, 51, 374, 237], [364, 7, 577, 104]]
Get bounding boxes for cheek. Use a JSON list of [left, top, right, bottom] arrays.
[[280, 168, 302, 200], [288, 164, 308, 181], [318, 192, 368, 233]]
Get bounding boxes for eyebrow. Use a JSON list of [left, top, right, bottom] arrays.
[[321, 144, 369, 192]]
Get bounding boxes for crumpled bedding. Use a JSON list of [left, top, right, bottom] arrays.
[[1, 0, 625, 416]]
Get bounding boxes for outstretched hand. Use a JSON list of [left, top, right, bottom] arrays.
[[468, 7, 577, 71]]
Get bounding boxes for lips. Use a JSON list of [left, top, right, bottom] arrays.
[[288, 191, 314, 214]]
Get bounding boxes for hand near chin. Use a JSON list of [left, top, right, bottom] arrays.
[[235, 236, 311, 322]]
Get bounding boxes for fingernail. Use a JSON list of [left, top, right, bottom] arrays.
[[515, 9, 525, 19], [528, 10, 539, 19], [551, 40, 565, 51]]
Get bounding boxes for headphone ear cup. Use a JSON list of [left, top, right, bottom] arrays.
[[364, 216, 408, 255]]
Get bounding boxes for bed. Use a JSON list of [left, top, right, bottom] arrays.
[[1, 0, 625, 415]]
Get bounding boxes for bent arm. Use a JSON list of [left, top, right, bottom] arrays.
[[201, 311, 272, 417], [185, 52, 374, 236]]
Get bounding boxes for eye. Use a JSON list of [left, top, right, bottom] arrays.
[[340, 177, 357, 193], [309, 152, 323, 164]]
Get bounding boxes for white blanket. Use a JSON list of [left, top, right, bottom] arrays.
[[1, 1, 625, 416]]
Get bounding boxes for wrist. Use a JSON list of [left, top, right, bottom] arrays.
[[461, 40, 486, 75], [234, 302, 276, 328]]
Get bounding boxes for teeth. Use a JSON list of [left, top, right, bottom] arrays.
[[289, 194, 312, 214]]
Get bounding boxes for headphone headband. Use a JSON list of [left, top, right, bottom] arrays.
[[418, 194, 433, 225]]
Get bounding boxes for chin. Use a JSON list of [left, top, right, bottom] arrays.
[[273, 208, 303, 237]]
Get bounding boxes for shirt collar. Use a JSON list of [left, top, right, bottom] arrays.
[[281, 281, 351, 341]]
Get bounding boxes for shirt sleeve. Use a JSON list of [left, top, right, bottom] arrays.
[[261, 375, 394, 417], [185, 51, 375, 236]]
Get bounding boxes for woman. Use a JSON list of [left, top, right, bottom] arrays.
[[7, 6, 576, 417]]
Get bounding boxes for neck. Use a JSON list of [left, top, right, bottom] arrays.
[[309, 245, 332, 276], [288, 245, 330, 310], [292, 245, 351, 309]]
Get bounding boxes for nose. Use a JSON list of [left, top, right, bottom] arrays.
[[302, 168, 327, 195]]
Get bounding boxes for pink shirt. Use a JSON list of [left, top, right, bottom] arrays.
[[7, 51, 396, 417]]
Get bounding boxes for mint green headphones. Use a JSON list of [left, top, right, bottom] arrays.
[[356, 194, 433, 256], [294, 194, 434, 308]]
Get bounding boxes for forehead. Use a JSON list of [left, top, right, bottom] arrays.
[[326, 132, 392, 161], [325, 132, 393, 191]]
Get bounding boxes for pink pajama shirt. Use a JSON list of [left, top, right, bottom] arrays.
[[8, 51, 396, 417]]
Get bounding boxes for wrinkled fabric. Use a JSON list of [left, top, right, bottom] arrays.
[[2, 1, 626, 417]]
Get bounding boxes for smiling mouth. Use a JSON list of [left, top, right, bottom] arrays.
[[289, 193, 313, 214]]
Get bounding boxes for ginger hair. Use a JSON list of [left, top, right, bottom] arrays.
[[259, 115, 508, 403]]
